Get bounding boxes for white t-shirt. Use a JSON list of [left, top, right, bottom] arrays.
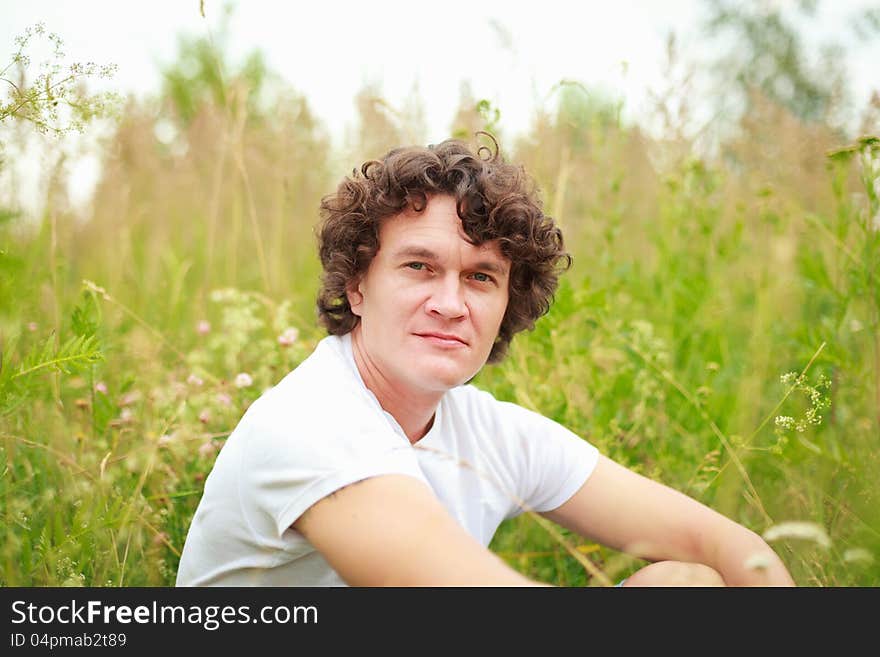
[[176, 333, 599, 586]]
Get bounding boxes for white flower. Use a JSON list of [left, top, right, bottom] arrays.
[[209, 288, 237, 303], [278, 327, 300, 347], [234, 372, 253, 388], [186, 374, 204, 387], [157, 434, 174, 447], [775, 416, 795, 430], [743, 552, 772, 571], [763, 521, 831, 549], [842, 548, 873, 564], [198, 441, 217, 457]]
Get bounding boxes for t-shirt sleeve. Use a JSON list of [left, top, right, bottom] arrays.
[[496, 400, 600, 515], [238, 398, 429, 539]]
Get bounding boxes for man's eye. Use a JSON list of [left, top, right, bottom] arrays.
[[406, 262, 426, 271], [471, 272, 492, 283]]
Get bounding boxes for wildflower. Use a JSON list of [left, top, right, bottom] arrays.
[[743, 552, 772, 571], [234, 372, 253, 388], [27, 322, 38, 332], [278, 327, 300, 347], [763, 521, 831, 549], [94, 381, 108, 395], [199, 441, 217, 457], [209, 288, 236, 303], [186, 374, 204, 387], [216, 392, 232, 407], [843, 548, 874, 565], [152, 531, 170, 547], [157, 434, 174, 447], [196, 320, 211, 335], [61, 573, 86, 587], [774, 416, 794, 430], [119, 408, 134, 424], [198, 409, 211, 424], [118, 390, 141, 407]]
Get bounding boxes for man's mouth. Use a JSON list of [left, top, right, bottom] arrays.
[[414, 332, 468, 347]]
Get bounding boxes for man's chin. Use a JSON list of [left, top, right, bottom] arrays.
[[419, 366, 481, 392], [405, 349, 487, 391]]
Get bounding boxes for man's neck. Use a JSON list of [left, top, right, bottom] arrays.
[[349, 328, 441, 445]]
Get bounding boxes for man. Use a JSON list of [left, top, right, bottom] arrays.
[[176, 136, 795, 587]]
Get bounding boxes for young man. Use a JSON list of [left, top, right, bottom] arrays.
[[176, 137, 795, 587]]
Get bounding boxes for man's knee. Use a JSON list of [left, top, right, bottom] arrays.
[[621, 561, 726, 587]]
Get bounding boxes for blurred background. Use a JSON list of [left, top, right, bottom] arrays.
[[3, 0, 879, 216], [1, 0, 878, 586]]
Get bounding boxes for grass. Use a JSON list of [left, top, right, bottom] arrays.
[[1, 70, 878, 586]]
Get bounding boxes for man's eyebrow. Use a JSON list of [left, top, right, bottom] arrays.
[[472, 260, 508, 276], [392, 246, 509, 276], [392, 246, 439, 261]]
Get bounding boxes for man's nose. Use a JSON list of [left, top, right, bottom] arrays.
[[425, 274, 467, 319]]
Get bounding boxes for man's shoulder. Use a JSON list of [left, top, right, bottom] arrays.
[[241, 334, 375, 430], [446, 382, 497, 406], [444, 383, 525, 425], [444, 383, 564, 434], [447, 382, 524, 412]]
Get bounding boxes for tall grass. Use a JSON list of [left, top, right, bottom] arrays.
[[1, 46, 878, 586]]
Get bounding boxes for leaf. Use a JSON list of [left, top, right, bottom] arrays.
[[70, 291, 100, 338], [0, 333, 105, 415]]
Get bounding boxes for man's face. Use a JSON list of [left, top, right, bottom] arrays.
[[348, 194, 510, 395]]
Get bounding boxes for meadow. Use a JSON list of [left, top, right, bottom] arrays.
[[1, 29, 878, 586]]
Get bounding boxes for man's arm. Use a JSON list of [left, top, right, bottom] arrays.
[[293, 474, 546, 586], [540, 455, 795, 586]]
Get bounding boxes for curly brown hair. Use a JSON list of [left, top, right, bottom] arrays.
[[316, 133, 571, 363]]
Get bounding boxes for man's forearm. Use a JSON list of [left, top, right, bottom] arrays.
[[708, 526, 795, 586]]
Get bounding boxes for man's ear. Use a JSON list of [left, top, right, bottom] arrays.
[[346, 279, 364, 317]]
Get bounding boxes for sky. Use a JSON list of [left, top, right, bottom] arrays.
[[1, 0, 878, 214]]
